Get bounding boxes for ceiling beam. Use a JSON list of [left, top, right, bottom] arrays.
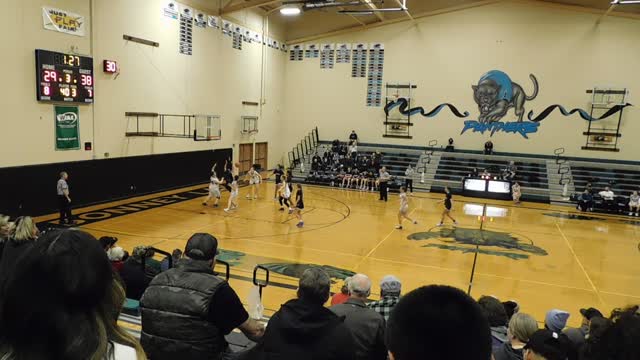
[[288, 0, 501, 44], [596, 3, 617, 25], [364, 0, 385, 22], [222, 0, 281, 15], [394, 0, 413, 21]]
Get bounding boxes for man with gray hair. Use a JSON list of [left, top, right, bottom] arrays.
[[367, 275, 402, 321], [240, 267, 355, 360], [330, 273, 387, 360]]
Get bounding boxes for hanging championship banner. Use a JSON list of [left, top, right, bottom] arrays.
[[55, 106, 80, 150], [42, 7, 86, 36]]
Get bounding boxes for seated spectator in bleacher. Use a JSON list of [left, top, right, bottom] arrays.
[[331, 277, 351, 305], [578, 315, 610, 360], [312, 153, 322, 171], [99, 236, 118, 252], [445, 137, 455, 152], [545, 309, 570, 333], [386, 285, 491, 360], [478, 295, 509, 347], [0, 228, 145, 359], [484, 140, 494, 155], [239, 268, 356, 360], [578, 190, 594, 212], [350, 130, 358, 143], [563, 307, 603, 350], [141, 233, 264, 360], [404, 165, 414, 194], [322, 151, 332, 166], [0, 215, 14, 261], [502, 300, 520, 321], [628, 190, 639, 216], [469, 167, 479, 178], [120, 245, 159, 300], [512, 181, 522, 204], [523, 329, 572, 360], [160, 248, 182, 271], [332, 139, 340, 153], [590, 305, 640, 360], [585, 182, 593, 194], [373, 151, 383, 170], [0, 216, 38, 278], [367, 275, 402, 322], [349, 141, 358, 159], [598, 187, 616, 212], [505, 161, 517, 180], [330, 274, 386, 360], [107, 246, 126, 273], [493, 313, 538, 360]]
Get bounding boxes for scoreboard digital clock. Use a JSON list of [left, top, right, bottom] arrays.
[[35, 49, 94, 104]]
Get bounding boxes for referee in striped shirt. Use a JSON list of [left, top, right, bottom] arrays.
[[57, 171, 73, 225]]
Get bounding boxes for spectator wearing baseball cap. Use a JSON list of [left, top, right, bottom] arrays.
[[545, 310, 570, 333], [368, 275, 402, 321], [523, 329, 572, 360], [563, 307, 603, 349], [140, 233, 264, 360]]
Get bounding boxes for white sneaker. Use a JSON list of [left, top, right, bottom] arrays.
[[437, 222, 444, 227], [630, 212, 634, 216], [224, 208, 230, 212], [395, 225, 403, 229], [453, 221, 459, 226]]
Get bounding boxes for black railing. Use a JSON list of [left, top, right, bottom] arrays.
[[289, 127, 319, 169], [253, 265, 270, 298]]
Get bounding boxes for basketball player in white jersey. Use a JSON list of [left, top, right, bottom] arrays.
[[224, 175, 240, 212], [203, 164, 221, 207], [278, 178, 292, 213], [246, 165, 261, 200], [396, 186, 418, 230]]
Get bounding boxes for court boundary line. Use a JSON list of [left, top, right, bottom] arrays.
[[555, 222, 607, 308]]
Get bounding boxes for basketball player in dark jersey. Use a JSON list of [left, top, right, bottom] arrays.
[[293, 183, 304, 228], [437, 186, 458, 226]]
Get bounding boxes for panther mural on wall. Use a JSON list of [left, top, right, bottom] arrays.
[[472, 70, 538, 123], [383, 70, 632, 139]]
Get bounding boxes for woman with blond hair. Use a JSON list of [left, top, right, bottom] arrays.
[[493, 312, 538, 360], [0, 228, 146, 359], [0, 216, 38, 276], [0, 215, 15, 261]]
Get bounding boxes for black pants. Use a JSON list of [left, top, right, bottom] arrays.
[[578, 200, 593, 212], [405, 179, 413, 193], [279, 196, 290, 208], [58, 195, 73, 223], [379, 182, 388, 201], [603, 199, 616, 212]]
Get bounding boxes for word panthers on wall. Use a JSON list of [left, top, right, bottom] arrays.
[[384, 70, 632, 139]]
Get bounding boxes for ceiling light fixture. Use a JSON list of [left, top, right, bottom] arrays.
[[280, 7, 301, 16], [611, 0, 640, 4]]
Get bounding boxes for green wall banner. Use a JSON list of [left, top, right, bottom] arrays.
[[55, 106, 80, 150]]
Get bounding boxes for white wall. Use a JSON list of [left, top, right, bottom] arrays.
[[280, 1, 640, 161], [0, 0, 287, 168]]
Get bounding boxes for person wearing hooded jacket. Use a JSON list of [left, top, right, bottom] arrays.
[[238, 267, 355, 360]]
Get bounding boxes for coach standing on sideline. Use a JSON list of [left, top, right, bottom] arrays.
[[379, 167, 391, 202], [57, 171, 73, 225]]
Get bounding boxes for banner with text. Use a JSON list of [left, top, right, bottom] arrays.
[[42, 7, 86, 36], [55, 106, 80, 150]]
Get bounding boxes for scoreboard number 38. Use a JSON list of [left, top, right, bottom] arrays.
[[35, 49, 94, 104]]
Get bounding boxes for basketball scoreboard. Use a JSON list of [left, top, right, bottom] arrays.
[[35, 49, 94, 104], [462, 177, 512, 200]]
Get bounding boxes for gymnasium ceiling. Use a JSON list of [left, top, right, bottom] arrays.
[[210, 0, 640, 41]]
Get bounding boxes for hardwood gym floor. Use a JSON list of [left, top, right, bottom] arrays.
[[37, 182, 640, 326]]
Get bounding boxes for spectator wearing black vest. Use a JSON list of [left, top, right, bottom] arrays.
[[239, 268, 356, 360], [140, 233, 264, 360]]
